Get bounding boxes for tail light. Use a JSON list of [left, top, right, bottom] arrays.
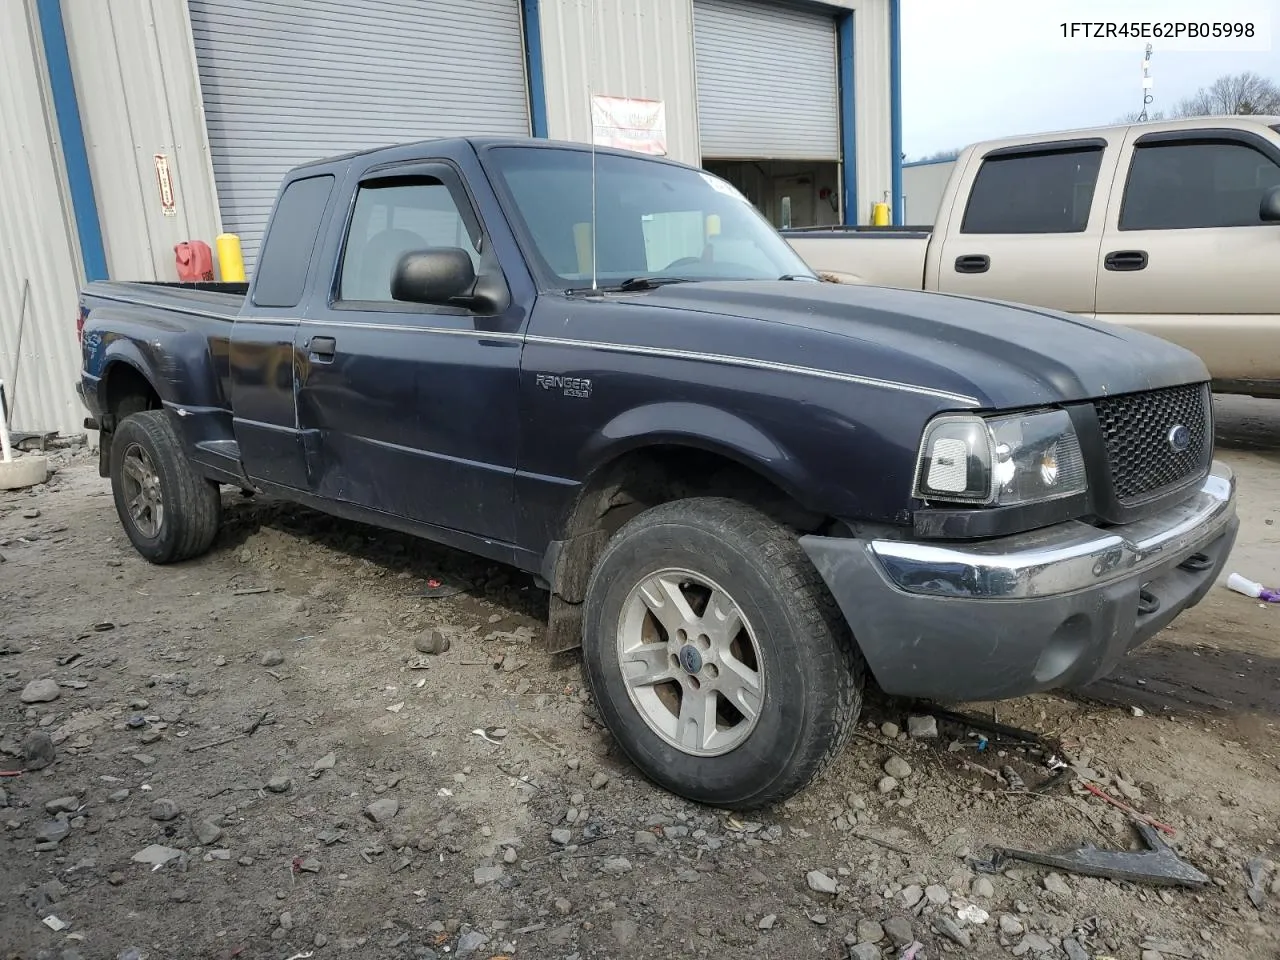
[[76, 305, 87, 345]]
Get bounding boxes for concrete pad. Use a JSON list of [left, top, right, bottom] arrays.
[[0, 455, 48, 490]]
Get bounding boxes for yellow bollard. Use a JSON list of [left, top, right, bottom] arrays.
[[216, 233, 246, 282], [871, 202, 890, 226]]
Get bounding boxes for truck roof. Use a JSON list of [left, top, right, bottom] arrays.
[[289, 136, 691, 175], [967, 114, 1280, 154]]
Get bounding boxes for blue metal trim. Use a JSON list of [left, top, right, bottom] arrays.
[[521, 0, 549, 138], [888, 0, 903, 226], [35, 0, 107, 281], [836, 12, 857, 225]]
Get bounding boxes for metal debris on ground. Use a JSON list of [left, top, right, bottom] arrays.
[[970, 820, 1210, 888], [42, 914, 68, 931], [1080, 782, 1174, 835]]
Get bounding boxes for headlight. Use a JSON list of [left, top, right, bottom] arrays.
[[914, 409, 1086, 506]]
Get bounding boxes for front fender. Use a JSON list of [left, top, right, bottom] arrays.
[[581, 401, 813, 507]]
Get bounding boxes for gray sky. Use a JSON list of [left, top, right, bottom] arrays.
[[902, 0, 1280, 159]]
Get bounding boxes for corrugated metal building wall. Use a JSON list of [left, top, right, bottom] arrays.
[[0, 0, 85, 437], [64, 0, 223, 281], [539, 0, 701, 166]]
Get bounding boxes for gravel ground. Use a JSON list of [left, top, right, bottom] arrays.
[[2, 396, 1279, 960]]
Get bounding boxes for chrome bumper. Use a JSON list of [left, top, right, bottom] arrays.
[[870, 462, 1236, 600]]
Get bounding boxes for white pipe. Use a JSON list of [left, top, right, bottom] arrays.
[[0, 403, 11, 463]]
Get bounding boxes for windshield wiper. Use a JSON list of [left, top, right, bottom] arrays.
[[778, 273, 819, 282], [616, 276, 691, 291]]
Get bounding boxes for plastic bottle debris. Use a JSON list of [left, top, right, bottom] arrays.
[[1226, 572, 1280, 602]]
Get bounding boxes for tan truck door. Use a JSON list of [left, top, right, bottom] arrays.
[[931, 137, 1120, 314], [1095, 126, 1280, 385]]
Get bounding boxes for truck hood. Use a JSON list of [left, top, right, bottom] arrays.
[[639, 280, 1209, 409]]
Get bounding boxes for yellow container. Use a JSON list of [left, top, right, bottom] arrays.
[[216, 233, 246, 282], [871, 202, 891, 226]]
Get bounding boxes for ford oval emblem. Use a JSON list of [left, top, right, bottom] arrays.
[[1167, 424, 1191, 453]]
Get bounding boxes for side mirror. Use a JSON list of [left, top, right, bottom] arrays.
[[391, 248, 476, 306], [1261, 185, 1280, 223]]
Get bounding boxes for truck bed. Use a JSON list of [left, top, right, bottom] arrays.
[[783, 227, 931, 289], [84, 280, 247, 320]]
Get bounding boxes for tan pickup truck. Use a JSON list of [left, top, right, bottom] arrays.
[[785, 115, 1280, 396]]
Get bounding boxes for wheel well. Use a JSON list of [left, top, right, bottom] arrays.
[[541, 444, 837, 653], [104, 363, 162, 423]]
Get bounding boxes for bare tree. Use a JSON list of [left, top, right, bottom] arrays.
[[913, 148, 961, 163], [1175, 72, 1280, 117], [1115, 110, 1167, 123]]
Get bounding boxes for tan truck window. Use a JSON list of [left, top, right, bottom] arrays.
[[960, 147, 1103, 234], [1121, 140, 1280, 230]]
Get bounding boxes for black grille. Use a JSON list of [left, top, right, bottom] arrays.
[[1094, 383, 1210, 503]]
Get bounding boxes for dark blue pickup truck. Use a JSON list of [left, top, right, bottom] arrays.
[[78, 138, 1237, 808]]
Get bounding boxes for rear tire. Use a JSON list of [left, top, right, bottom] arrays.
[[110, 410, 222, 564], [581, 497, 863, 809]]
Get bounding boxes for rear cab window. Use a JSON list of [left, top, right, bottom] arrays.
[[1120, 136, 1280, 230], [252, 174, 335, 309], [961, 144, 1105, 234]]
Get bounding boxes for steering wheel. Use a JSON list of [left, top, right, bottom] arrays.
[[662, 257, 705, 271]]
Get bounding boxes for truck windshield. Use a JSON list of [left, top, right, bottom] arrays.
[[485, 146, 816, 289]]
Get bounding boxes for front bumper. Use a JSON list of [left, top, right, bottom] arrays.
[[800, 462, 1238, 702]]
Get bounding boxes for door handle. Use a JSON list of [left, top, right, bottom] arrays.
[[309, 336, 336, 361], [1104, 250, 1148, 272], [954, 254, 990, 274]]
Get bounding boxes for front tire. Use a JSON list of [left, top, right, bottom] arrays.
[[581, 497, 864, 809], [110, 410, 222, 564]]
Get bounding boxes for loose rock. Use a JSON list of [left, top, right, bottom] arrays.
[[473, 865, 504, 885], [550, 828, 572, 845], [22, 731, 56, 771], [935, 916, 971, 947], [554, 897, 572, 915], [902, 884, 924, 907], [455, 931, 489, 955], [364, 798, 400, 823], [884, 917, 913, 947], [44, 796, 79, 814], [907, 715, 938, 739], [857, 919, 884, 944], [37, 818, 70, 844], [807, 869, 839, 894], [131, 844, 183, 866], [414, 630, 451, 655], [601, 856, 632, 875], [150, 798, 181, 821], [21, 678, 60, 704], [1013, 933, 1054, 956], [195, 819, 222, 845], [878, 776, 899, 794], [972, 876, 995, 899], [880, 721, 900, 739], [266, 774, 292, 793], [1043, 873, 1072, 897], [758, 914, 777, 930], [884, 756, 912, 779], [311, 752, 336, 774], [260, 649, 284, 667], [924, 883, 949, 905], [850, 945, 882, 960], [999, 914, 1025, 936], [590, 771, 610, 790], [1063, 939, 1090, 960]]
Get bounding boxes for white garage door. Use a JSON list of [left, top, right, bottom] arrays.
[[188, 0, 530, 268], [693, 0, 839, 161]]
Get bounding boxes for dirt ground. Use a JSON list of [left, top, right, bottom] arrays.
[[2, 396, 1279, 960]]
